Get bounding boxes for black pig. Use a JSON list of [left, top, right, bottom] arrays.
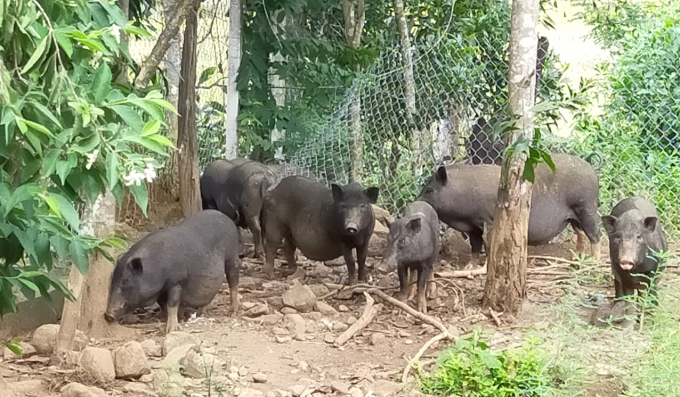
[[105, 210, 240, 334], [602, 197, 668, 300], [261, 176, 379, 284], [382, 201, 439, 313]]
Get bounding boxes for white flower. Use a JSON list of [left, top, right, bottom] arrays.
[[123, 169, 144, 186], [144, 163, 157, 183], [111, 25, 121, 44], [85, 149, 99, 170]]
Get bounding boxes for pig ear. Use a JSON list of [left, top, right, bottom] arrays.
[[365, 187, 380, 204], [601, 215, 617, 235], [407, 217, 422, 233], [331, 184, 343, 201], [435, 166, 448, 185], [644, 217, 658, 232], [129, 258, 144, 275]]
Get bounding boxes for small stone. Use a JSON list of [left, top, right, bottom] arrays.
[[240, 277, 263, 290], [331, 381, 351, 395], [8, 380, 43, 395], [280, 307, 298, 315], [152, 369, 185, 397], [239, 366, 250, 377], [398, 330, 411, 338], [370, 333, 385, 346], [266, 297, 285, 310], [309, 284, 331, 297], [299, 361, 309, 371], [332, 323, 349, 332], [32, 324, 87, 356], [162, 332, 200, 355], [240, 389, 265, 397], [242, 302, 257, 310], [339, 305, 350, 312], [252, 372, 268, 383], [276, 336, 292, 343], [346, 316, 358, 325], [228, 372, 240, 381], [61, 382, 107, 397], [282, 282, 317, 313], [79, 347, 115, 383], [123, 382, 158, 397], [140, 339, 162, 357], [245, 303, 270, 318], [154, 344, 195, 370], [261, 313, 284, 325], [405, 340, 413, 345], [113, 341, 151, 379], [315, 301, 338, 316], [302, 312, 323, 321], [181, 347, 225, 379], [349, 387, 364, 397], [324, 333, 336, 344], [370, 380, 405, 397], [272, 327, 288, 336], [140, 373, 154, 383], [290, 385, 306, 397]]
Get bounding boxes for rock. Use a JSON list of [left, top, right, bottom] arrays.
[[61, 382, 107, 397], [350, 387, 364, 397], [346, 316, 358, 325], [141, 339, 162, 357], [181, 347, 225, 379], [240, 389, 265, 397], [331, 381, 351, 395], [372, 205, 393, 232], [339, 305, 350, 312], [309, 284, 330, 297], [0, 377, 16, 397], [290, 385, 306, 397], [242, 302, 257, 310], [441, 229, 468, 260], [32, 324, 87, 355], [368, 232, 387, 258], [370, 380, 405, 397], [252, 372, 268, 383], [2, 341, 36, 360], [324, 333, 336, 344], [245, 303, 270, 318], [272, 327, 288, 336], [8, 380, 43, 395], [284, 313, 307, 328], [113, 341, 151, 379], [239, 277, 263, 290], [153, 369, 185, 397], [163, 332, 200, 355], [315, 301, 338, 316], [370, 333, 385, 346], [282, 282, 317, 313], [123, 382, 158, 397], [280, 307, 298, 315], [310, 264, 333, 278], [260, 313, 284, 325], [332, 322, 349, 332], [266, 296, 285, 310], [79, 347, 115, 383], [155, 344, 196, 370]]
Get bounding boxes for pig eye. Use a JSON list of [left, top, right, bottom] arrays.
[[360, 203, 367, 208], [637, 234, 643, 241], [424, 187, 434, 195], [397, 237, 406, 248]]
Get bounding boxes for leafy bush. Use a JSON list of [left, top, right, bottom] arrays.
[[418, 330, 554, 397]]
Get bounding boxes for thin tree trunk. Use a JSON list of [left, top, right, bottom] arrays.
[[224, 0, 242, 160], [134, 0, 193, 90], [164, 0, 183, 197], [394, 0, 422, 174], [482, 0, 539, 317], [343, 0, 365, 182], [178, 0, 203, 216], [269, 11, 286, 162]]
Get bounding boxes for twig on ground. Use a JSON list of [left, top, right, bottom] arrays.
[[435, 264, 488, 278], [334, 292, 382, 346], [319, 283, 394, 300], [401, 333, 448, 383], [367, 289, 450, 336], [488, 308, 503, 327], [435, 278, 467, 318]]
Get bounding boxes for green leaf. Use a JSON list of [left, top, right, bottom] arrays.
[[35, 233, 52, 267], [104, 236, 127, 249], [109, 105, 144, 132], [129, 182, 148, 216], [198, 67, 217, 85], [69, 239, 89, 274], [127, 98, 166, 121], [4, 339, 22, 357], [4, 184, 40, 216], [23, 119, 53, 137], [56, 160, 75, 185], [49, 193, 81, 231], [122, 136, 169, 156], [146, 134, 175, 148], [20, 157, 42, 183], [31, 102, 63, 128], [141, 120, 160, 136], [18, 278, 40, 293], [42, 149, 60, 175], [105, 151, 119, 189], [55, 32, 74, 58], [73, 132, 100, 153], [50, 235, 69, 260], [91, 63, 112, 103], [21, 35, 49, 74]]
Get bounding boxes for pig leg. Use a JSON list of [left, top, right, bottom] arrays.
[[614, 277, 623, 300], [417, 263, 433, 314], [342, 245, 358, 285], [225, 257, 240, 316], [407, 270, 418, 301], [575, 206, 601, 261], [165, 285, 182, 334], [245, 210, 264, 259], [395, 264, 409, 302], [263, 223, 285, 280], [356, 243, 369, 283], [465, 228, 484, 270], [281, 238, 299, 277]]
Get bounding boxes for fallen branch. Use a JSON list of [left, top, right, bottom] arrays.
[[319, 283, 394, 300], [368, 288, 451, 336], [488, 308, 503, 327], [435, 264, 488, 278], [401, 333, 448, 383], [334, 292, 382, 346]]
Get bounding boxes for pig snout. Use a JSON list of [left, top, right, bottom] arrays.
[[346, 223, 359, 235], [104, 312, 116, 323], [619, 260, 635, 271]]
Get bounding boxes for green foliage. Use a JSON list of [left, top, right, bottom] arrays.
[[0, 0, 173, 316], [418, 329, 554, 397]]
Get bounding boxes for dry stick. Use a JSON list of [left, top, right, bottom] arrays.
[[319, 283, 394, 300], [368, 289, 451, 336], [435, 264, 488, 278], [334, 292, 382, 346], [488, 308, 503, 327], [401, 333, 448, 383], [435, 279, 467, 317]]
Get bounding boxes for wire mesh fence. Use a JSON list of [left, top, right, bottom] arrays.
[[122, 1, 680, 243]]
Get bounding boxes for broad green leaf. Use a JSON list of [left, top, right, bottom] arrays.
[[73, 132, 100, 153], [56, 160, 75, 185], [69, 239, 89, 274], [44, 195, 60, 216], [50, 193, 80, 231], [198, 67, 217, 85], [31, 102, 63, 128], [91, 63, 112, 103], [18, 278, 39, 293], [122, 136, 170, 156], [23, 119, 53, 137], [141, 120, 160, 136], [54, 32, 74, 58], [15, 116, 27, 133], [42, 149, 60, 175], [126, 98, 165, 121], [20, 157, 41, 183], [106, 151, 119, 189], [50, 234, 69, 260], [21, 35, 49, 74], [104, 236, 127, 249], [4, 184, 39, 216], [34, 233, 52, 267], [129, 181, 148, 216], [109, 105, 144, 132], [147, 134, 175, 148]]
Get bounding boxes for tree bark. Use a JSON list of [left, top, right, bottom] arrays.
[[343, 0, 365, 182], [163, 0, 183, 198], [269, 11, 287, 162], [133, 0, 193, 90], [224, 0, 242, 160], [178, 0, 203, 216], [482, 0, 539, 317]]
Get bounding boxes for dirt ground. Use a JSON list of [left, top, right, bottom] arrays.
[[2, 213, 634, 397]]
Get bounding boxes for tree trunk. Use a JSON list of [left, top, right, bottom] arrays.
[[133, 0, 193, 90], [343, 0, 365, 182], [224, 0, 242, 160], [164, 0, 183, 197], [269, 11, 287, 162], [393, 0, 422, 174], [178, 0, 203, 216], [482, 0, 539, 317]]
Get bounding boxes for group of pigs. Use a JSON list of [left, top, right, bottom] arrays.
[[104, 154, 668, 334]]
